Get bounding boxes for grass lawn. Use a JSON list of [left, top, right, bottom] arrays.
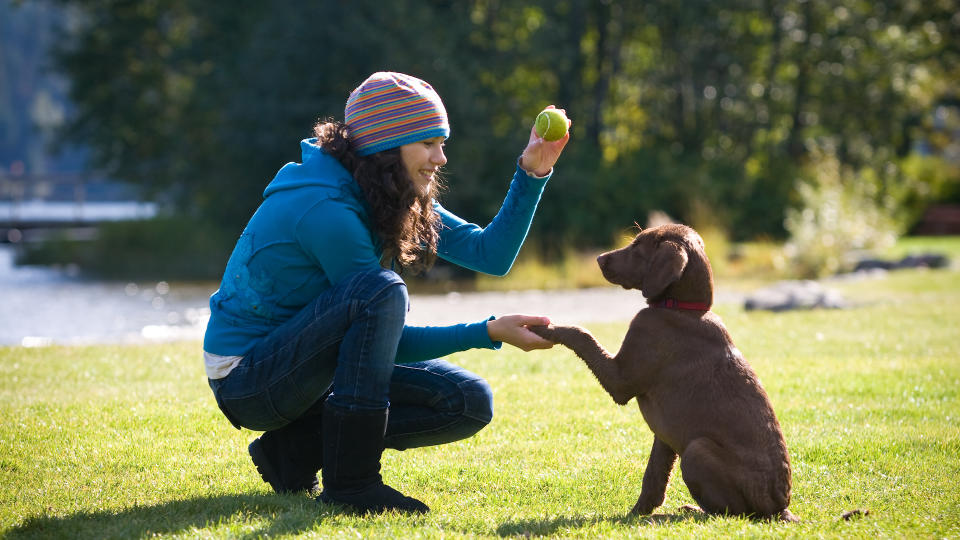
[[2, 246, 959, 538]]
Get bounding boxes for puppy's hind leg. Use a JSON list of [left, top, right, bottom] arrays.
[[779, 509, 801, 522], [679, 437, 748, 517], [630, 437, 678, 515]]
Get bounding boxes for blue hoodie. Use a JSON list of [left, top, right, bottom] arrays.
[[203, 138, 550, 372]]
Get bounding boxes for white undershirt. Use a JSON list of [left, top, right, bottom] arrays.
[[203, 351, 243, 380]]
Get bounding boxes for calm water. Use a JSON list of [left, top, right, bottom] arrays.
[[0, 245, 651, 348], [0, 245, 213, 347]]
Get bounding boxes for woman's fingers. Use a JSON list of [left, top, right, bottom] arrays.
[[488, 314, 555, 350]]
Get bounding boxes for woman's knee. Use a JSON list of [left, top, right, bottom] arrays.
[[442, 376, 493, 443], [460, 376, 494, 425], [349, 268, 408, 315]]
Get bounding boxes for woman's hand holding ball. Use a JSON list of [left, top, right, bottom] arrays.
[[519, 105, 571, 177]]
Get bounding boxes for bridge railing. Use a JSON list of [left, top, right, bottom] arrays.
[[0, 175, 157, 237]]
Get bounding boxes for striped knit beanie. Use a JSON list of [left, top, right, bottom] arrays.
[[344, 72, 450, 156]]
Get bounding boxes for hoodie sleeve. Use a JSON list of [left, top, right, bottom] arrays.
[[296, 199, 382, 285], [396, 317, 502, 364], [435, 164, 550, 276]]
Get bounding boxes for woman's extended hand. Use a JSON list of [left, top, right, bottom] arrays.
[[519, 106, 571, 177], [487, 314, 556, 351]]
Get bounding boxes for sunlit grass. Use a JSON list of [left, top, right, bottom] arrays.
[[2, 249, 959, 538], [879, 235, 960, 261], [474, 247, 611, 291], [466, 235, 960, 294]]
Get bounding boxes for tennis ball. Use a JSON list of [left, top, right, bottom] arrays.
[[534, 108, 569, 141]]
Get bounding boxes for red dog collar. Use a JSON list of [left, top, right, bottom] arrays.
[[652, 298, 711, 311]]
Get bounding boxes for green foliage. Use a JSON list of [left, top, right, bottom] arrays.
[[784, 151, 899, 277], [895, 154, 960, 229], [17, 215, 233, 280], [0, 2, 74, 174], [41, 0, 960, 275], [2, 267, 960, 538]]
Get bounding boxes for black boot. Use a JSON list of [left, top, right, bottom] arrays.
[[317, 403, 429, 514], [249, 412, 324, 494]]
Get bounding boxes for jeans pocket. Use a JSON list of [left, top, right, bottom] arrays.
[[219, 391, 290, 432]]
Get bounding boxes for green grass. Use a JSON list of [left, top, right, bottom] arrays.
[[464, 235, 960, 294], [2, 262, 960, 537], [880, 235, 960, 261]]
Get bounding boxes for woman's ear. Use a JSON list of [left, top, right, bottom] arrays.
[[642, 240, 688, 299]]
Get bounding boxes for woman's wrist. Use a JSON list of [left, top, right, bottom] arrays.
[[486, 317, 499, 342], [518, 156, 551, 178], [483, 316, 504, 346]]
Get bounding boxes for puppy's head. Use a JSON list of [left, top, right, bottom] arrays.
[[597, 224, 713, 303]]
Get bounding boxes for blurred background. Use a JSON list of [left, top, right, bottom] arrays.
[[1, 0, 959, 344]]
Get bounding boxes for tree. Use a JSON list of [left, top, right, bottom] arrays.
[[48, 0, 960, 274]]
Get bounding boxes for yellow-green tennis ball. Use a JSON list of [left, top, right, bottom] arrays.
[[534, 109, 569, 141]]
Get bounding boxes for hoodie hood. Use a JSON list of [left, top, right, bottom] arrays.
[[262, 138, 356, 198]]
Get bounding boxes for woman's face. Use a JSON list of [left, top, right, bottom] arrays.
[[400, 137, 447, 194]]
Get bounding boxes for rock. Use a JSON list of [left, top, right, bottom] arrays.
[[895, 253, 949, 269], [744, 280, 847, 312], [853, 252, 950, 272], [852, 258, 896, 271]]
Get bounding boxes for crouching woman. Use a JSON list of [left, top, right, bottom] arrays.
[[203, 72, 569, 514]]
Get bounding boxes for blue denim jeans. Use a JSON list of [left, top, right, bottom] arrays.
[[208, 268, 494, 450]]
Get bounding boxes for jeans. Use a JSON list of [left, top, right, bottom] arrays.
[[208, 268, 494, 450]]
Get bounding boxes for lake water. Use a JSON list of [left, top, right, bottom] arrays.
[[0, 244, 650, 348], [0, 245, 213, 347]]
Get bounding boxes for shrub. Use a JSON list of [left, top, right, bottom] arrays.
[[784, 152, 898, 278], [17, 215, 234, 281], [894, 154, 960, 231]]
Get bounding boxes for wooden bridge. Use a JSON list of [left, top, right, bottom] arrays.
[[0, 175, 157, 243]]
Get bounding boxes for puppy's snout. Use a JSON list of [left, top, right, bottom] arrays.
[[597, 252, 618, 284], [597, 253, 610, 270]]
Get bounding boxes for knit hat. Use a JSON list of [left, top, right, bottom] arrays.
[[344, 72, 450, 156]]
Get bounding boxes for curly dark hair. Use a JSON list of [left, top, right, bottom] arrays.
[[313, 119, 441, 274]]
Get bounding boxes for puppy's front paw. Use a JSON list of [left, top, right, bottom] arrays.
[[528, 324, 589, 348], [527, 324, 557, 342]]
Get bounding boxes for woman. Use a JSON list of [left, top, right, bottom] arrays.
[[203, 72, 570, 514]]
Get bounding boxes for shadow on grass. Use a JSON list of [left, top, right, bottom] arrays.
[[7, 494, 714, 539], [4, 492, 351, 540], [494, 510, 709, 536]]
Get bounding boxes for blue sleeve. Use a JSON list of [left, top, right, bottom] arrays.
[[435, 164, 550, 276], [295, 199, 503, 364], [295, 199, 382, 285], [396, 317, 502, 364]]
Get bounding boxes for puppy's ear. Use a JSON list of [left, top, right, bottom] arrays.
[[643, 240, 688, 298]]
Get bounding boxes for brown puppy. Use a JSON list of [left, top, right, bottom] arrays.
[[530, 224, 798, 522]]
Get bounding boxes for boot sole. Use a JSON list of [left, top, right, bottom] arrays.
[[248, 438, 284, 494], [318, 487, 429, 514], [249, 438, 320, 495]]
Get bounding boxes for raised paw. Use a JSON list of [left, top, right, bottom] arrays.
[[527, 324, 557, 342], [527, 324, 588, 346]]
